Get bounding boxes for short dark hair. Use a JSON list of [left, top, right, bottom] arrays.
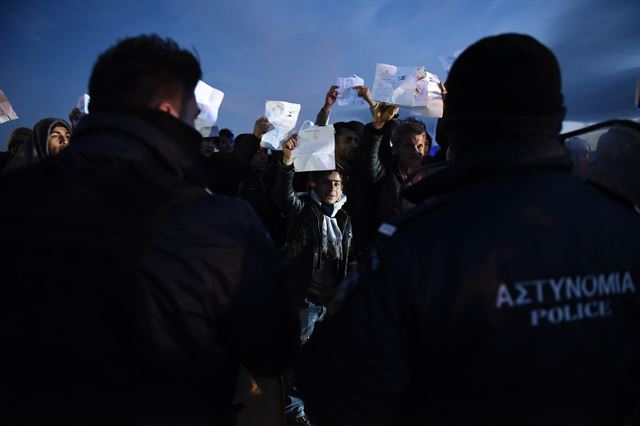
[[88, 34, 202, 111], [309, 169, 346, 184], [392, 118, 432, 150], [219, 128, 234, 140]]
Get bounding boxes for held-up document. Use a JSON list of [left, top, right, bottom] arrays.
[[408, 71, 444, 118], [336, 75, 365, 106], [292, 124, 335, 172], [0, 89, 19, 124], [261, 100, 301, 150], [77, 94, 90, 114], [372, 64, 433, 107], [194, 80, 224, 137]]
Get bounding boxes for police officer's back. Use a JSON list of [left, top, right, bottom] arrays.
[[297, 34, 640, 426]]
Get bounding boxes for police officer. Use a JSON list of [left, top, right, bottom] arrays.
[[297, 34, 640, 426]]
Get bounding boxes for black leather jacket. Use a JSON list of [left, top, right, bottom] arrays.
[[274, 163, 353, 306]]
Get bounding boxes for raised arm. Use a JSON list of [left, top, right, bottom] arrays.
[[273, 135, 306, 218]]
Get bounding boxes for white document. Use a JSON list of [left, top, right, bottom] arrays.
[[438, 48, 464, 74], [261, 100, 301, 150], [77, 94, 90, 114], [194, 80, 224, 137], [371, 64, 433, 107], [336, 75, 365, 106], [407, 71, 444, 118], [0, 89, 19, 124], [292, 124, 335, 172]]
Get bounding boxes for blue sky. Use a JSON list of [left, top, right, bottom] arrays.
[[1, 0, 639, 148]]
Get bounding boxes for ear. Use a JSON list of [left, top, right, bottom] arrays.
[[156, 101, 181, 119]]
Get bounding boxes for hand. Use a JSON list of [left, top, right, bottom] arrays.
[[354, 86, 376, 108], [253, 116, 270, 140], [372, 102, 399, 129], [69, 107, 83, 129], [438, 82, 447, 103], [281, 134, 299, 166], [322, 85, 339, 113]]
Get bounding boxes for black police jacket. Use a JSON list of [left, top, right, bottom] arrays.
[[298, 136, 640, 426]]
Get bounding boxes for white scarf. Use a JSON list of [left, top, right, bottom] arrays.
[[309, 190, 347, 260]]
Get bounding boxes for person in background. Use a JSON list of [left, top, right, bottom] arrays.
[[0, 127, 32, 172], [3, 118, 71, 174]]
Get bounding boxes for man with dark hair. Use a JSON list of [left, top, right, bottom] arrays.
[[0, 34, 297, 426], [298, 34, 640, 426], [274, 135, 353, 425], [353, 93, 432, 250]]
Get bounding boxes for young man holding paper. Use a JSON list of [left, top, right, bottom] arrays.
[[275, 134, 354, 426]]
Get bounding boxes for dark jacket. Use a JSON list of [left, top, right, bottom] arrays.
[[274, 163, 353, 306], [298, 136, 640, 426], [0, 108, 298, 426]]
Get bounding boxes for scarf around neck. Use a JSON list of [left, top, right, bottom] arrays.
[[309, 190, 347, 260]]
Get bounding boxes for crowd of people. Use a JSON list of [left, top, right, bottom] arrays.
[[1, 32, 640, 426]]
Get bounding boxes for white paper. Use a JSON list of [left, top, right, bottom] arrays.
[[438, 48, 464, 74], [76, 94, 90, 114], [336, 75, 365, 106], [194, 80, 224, 137], [261, 100, 301, 150], [0, 89, 19, 124], [407, 71, 444, 118], [292, 124, 336, 172], [371, 64, 434, 107]]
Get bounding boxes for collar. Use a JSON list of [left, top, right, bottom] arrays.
[[71, 107, 204, 183], [402, 136, 572, 203]]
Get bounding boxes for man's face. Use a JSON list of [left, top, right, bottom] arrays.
[[335, 129, 359, 165], [179, 92, 200, 127], [48, 125, 71, 155], [396, 132, 428, 173], [216, 136, 233, 153], [315, 171, 343, 205], [201, 138, 215, 157], [250, 149, 268, 175]]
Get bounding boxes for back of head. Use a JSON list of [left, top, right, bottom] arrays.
[[442, 34, 565, 158], [88, 34, 202, 112]]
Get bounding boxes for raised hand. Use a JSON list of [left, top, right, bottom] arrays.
[[253, 116, 271, 140], [281, 134, 299, 166]]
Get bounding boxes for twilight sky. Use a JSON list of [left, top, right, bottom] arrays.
[[1, 0, 639, 148]]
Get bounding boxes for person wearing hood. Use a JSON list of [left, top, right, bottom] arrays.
[[274, 134, 354, 426], [3, 118, 70, 174]]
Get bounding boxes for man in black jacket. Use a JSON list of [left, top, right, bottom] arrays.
[[0, 34, 298, 426], [298, 33, 640, 426]]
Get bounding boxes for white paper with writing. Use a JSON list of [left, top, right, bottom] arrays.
[[292, 124, 336, 172], [372, 64, 434, 107], [336, 75, 365, 106], [407, 71, 444, 118], [261, 100, 301, 150]]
